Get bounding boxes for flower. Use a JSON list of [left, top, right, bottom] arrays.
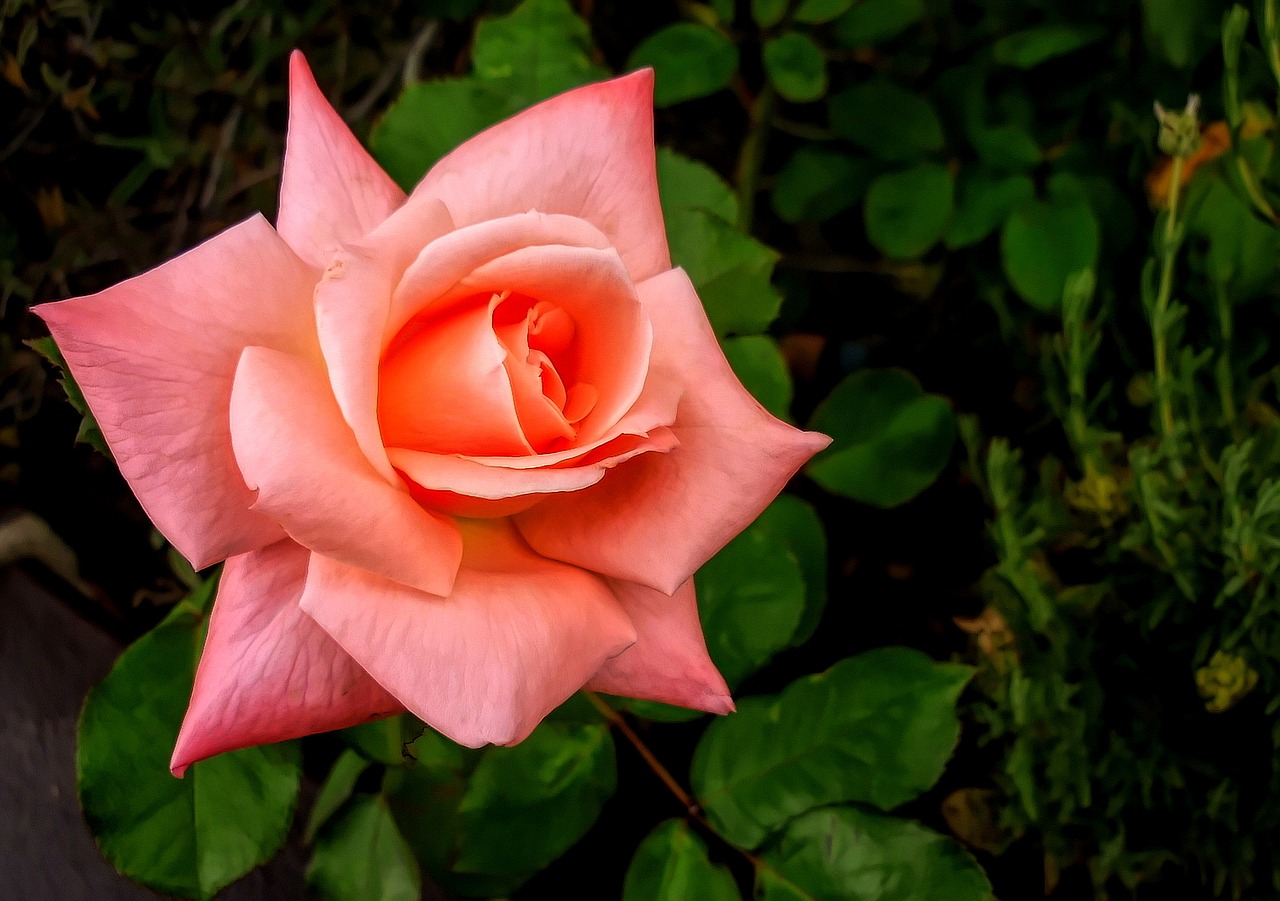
[[36, 52, 829, 774]]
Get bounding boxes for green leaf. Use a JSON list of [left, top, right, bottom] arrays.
[[772, 146, 873, 223], [795, 0, 855, 24], [628, 23, 739, 106], [342, 715, 412, 767], [945, 171, 1035, 249], [753, 495, 828, 645], [806, 368, 955, 506], [830, 79, 944, 160], [691, 648, 973, 849], [624, 819, 741, 901], [864, 164, 954, 260], [369, 79, 512, 190], [969, 123, 1041, 172], [665, 207, 782, 335], [752, 0, 789, 27], [696, 506, 808, 687], [834, 0, 924, 45], [657, 147, 739, 223], [77, 580, 301, 900], [29, 336, 110, 456], [306, 751, 371, 844], [471, 0, 608, 106], [1142, 0, 1221, 68], [1187, 177, 1280, 300], [991, 25, 1105, 68], [453, 722, 616, 877], [757, 807, 996, 901], [1000, 190, 1101, 311], [308, 795, 421, 901], [763, 32, 828, 103], [722, 335, 793, 420]]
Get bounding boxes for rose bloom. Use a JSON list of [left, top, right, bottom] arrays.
[[36, 53, 829, 775]]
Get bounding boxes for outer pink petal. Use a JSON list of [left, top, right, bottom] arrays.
[[299, 521, 637, 747], [34, 214, 319, 569], [314, 199, 456, 482], [408, 70, 669, 284], [229, 345, 462, 597], [517, 268, 831, 595], [170, 540, 402, 775], [276, 51, 405, 268], [587, 578, 733, 714]]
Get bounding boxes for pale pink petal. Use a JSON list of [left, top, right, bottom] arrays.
[[408, 71, 669, 283], [299, 521, 636, 747], [276, 51, 405, 268], [230, 345, 462, 597], [587, 578, 733, 714], [171, 540, 402, 775], [314, 199, 455, 482], [34, 214, 319, 569], [517, 268, 831, 595]]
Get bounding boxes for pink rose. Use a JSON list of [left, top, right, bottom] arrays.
[[36, 53, 829, 774]]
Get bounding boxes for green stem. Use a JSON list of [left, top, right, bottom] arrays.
[[735, 85, 775, 234], [1151, 154, 1184, 471]]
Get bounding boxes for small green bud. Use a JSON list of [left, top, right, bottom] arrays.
[[1154, 95, 1202, 158]]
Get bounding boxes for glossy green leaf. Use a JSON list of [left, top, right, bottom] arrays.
[[834, 0, 924, 45], [471, 0, 607, 106], [306, 751, 371, 844], [830, 80, 944, 161], [992, 25, 1105, 68], [453, 722, 616, 877], [308, 795, 421, 901], [722, 335, 793, 420], [342, 715, 413, 767], [752, 0, 789, 27], [77, 580, 301, 900], [945, 171, 1035, 249], [772, 146, 873, 223], [696, 506, 808, 687], [806, 368, 955, 506], [1142, 0, 1221, 68], [29, 336, 109, 456], [665, 207, 782, 336], [1000, 191, 1101, 311], [795, 0, 855, 24], [657, 147, 739, 223], [691, 648, 973, 849], [753, 494, 828, 645], [864, 164, 953, 260], [970, 123, 1041, 172], [763, 32, 828, 102], [369, 79, 512, 190], [628, 23, 739, 106], [624, 820, 741, 901], [1187, 177, 1280, 301], [757, 807, 996, 901]]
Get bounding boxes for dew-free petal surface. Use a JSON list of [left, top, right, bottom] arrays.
[[300, 521, 636, 747], [276, 51, 406, 268], [229, 345, 462, 597], [517, 268, 831, 595], [34, 214, 319, 569], [170, 540, 402, 775], [587, 578, 733, 714], [409, 70, 669, 284]]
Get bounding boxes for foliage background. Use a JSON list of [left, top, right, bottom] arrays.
[[6, 0, 1280, 899]]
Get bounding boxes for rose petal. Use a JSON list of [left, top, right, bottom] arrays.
[[586, 578, 733, 715], [299, 521, 636, 747], [314, 199, 456, 482], [517, 268, 831, 595], [407, 70, 669, 284], [170, 540, 402, 775], [276, 51, 406, 268], [230, 345, 462, 597], [34, 214, 318, 569]]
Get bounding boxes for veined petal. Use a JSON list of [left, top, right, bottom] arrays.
[[517, 268, 831, 595], [229, 345, 462, 597], [170, 540, 402, 775], [587, 578, 733, 715], [34, 214, 319, 569], [299, 521, 636, 748], [276, 51, 406, 268], [408, 70, 669, 284]]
